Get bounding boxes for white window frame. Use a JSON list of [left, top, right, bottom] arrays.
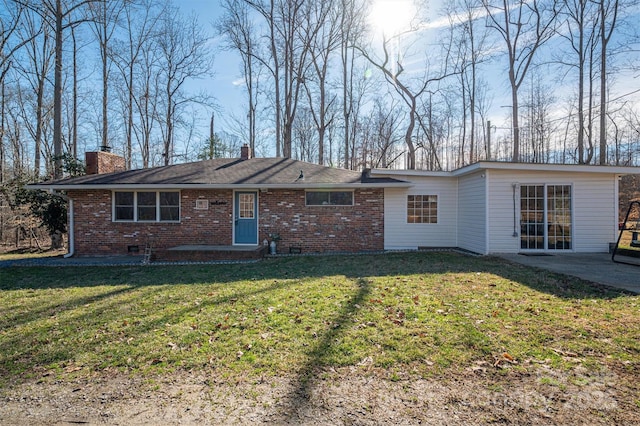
[[304, 190, 354, 206], [112, 190, 181, 223], [518, 183, 573, 251], [407, 194, 438, 224]]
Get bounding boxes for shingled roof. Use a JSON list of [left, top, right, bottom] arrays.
[[29, 157, 408, 190]]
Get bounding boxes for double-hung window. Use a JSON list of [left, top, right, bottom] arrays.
[[113, 191, 180, 222]]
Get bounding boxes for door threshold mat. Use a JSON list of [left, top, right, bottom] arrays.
[[518, 253, 553, 257]]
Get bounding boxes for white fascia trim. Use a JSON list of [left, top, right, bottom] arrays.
[[373, 163, 640, 178], [26, 182, 412, 191], [371, 169, 454, 178], [453, 162, 640, 176]]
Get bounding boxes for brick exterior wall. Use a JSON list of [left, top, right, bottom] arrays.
[[67, 188, 384, 256], [259, 189, 384, 253]]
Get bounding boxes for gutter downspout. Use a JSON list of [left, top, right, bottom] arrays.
[[50, 190, 74, 258], [64, 198, 74, 258]]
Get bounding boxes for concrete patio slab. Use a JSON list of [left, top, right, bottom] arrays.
[[497, 253, 640, 294]]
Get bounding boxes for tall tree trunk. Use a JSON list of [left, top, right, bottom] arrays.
[[126, 60, 133, 168], [53, 0, 63, 179], [599, 1, 606, 165], [72, 24, 78, 160], [34, 62, 45, 178], [268, 0, 282, 157], [598, 0, 619, 165], [0, 79, 5, 184], [101, 6, 108, 151]]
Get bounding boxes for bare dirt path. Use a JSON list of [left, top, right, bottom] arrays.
[[1, 364, 638, 425]]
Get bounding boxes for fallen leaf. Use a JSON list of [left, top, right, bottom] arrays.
[[357, 356, 373, 366]]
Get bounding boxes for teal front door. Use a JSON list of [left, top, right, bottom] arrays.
[[234, 191, 258, 244]]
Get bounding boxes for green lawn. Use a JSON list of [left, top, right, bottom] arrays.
[[0, 252, 638, 387]]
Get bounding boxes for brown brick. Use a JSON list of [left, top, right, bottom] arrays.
[[67, 188, 384, 256]]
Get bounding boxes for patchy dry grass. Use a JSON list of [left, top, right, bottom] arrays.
[[0, 252, 638, 388], [0, 248, 65, 262]]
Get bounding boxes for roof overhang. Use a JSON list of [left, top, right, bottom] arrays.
[[26, 181, 412, 191], [371, 169, 453, 178], [372, 162, 640, 178], [453, 161, 640, 176]]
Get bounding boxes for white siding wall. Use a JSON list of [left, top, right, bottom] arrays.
[[487, 170, 618, 253], [457, 172, 487, 254], [382, 176, 458, 249]]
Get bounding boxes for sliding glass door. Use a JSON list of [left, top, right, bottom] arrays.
[[520, 185, 572, 250]]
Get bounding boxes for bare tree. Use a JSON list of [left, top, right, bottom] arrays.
[[597, 0, 620, 165], [303, 0, 340, 165], [132, 40, 161, 168], [87, 0, 124, 152], [1, 0, 34, 182], [14, 0, 102, 178], [111, 0, 163, 168], [156, 6, 212, 165], [520, 71, 556, 162], [244, 0, 334, 159], [339, 0, 367, 169], [218, 0, 260, 157], [556, 0, 604, 164], [482, 0, 562, 162], [361, 97, 403, 168], [14, 6, 54, 178], [446, 0, 492, 166], [358, 32, 457, 170], [243, 0, 283, 156], [292, 106, 317, 162], [277, 0, 322, 159]]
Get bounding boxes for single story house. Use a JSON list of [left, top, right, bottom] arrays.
[[28, 147, 407, 260], [372, 163, 639, 255], [28, 146, 639, 259]]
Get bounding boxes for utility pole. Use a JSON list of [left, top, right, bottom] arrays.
[[486, 120, 492, 161], [209, 113, 214, 159]]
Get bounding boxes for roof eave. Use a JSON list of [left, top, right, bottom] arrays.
[[26, 182, 411, 191], [371, 169, 454, 177], [372, 163, 640, 177], [453, 162, 640, 176]]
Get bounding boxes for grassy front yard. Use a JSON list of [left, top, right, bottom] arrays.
[[1, 252, 638, 387]]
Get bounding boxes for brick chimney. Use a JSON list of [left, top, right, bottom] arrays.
[[240, 144, 251, 160], [85, 151, 126, 175]]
